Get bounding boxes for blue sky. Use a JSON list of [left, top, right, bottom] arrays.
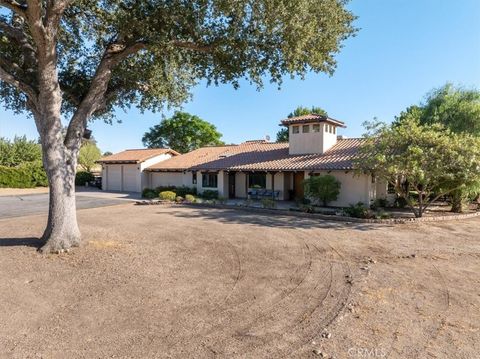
[[1, 0, 479, 153]]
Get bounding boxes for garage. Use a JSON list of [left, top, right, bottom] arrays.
[[106, 165, 122, 191], [122, 165, 139, 192], [97, 148, 179, 193]]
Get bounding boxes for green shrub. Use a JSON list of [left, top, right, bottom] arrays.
[[261, 198, 277, 209], [201, 190, 219, 200], [217, 196, 227, 204], [303, 174, 341, 206], [344, 202, 373, 218], [159, 191, 176, 201], [185, 194, 196, 203], [154, 186, 197, 197], [175, 186, 197, 197], [142, 188, 158, 199], [371, 198, 388, 210], [0, 161, 47, 188], [175, 196, 184, 203], [75, 171, 94, 186], [375, 210, 391, 219], [394, 196, 408, 209]]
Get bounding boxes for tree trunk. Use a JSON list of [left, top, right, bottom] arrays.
[[450, 190, 464, 213], [39, 145, 81, 253]]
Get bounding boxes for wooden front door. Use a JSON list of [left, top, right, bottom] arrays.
[[228, 172, 236, 198], [294, 172, 305, 199]]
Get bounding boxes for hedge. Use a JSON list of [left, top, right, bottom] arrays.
[[0, 161, 48, 188], [75, 171, 94, 186], [142, 186, 197, 198]]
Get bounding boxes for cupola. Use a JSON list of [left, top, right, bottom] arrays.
[[280, 114, 346, 155]]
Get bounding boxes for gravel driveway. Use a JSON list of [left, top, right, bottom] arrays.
[[0, 204, 479, 358]]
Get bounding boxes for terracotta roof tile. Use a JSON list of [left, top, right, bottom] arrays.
[[97, 148, 179, 164], [147, 146, 234, 171], [147, 138, 365, 172], [280, 114, 346, 128]]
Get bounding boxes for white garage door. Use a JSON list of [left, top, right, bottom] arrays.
[[106, 165, 122, 191], [122, 165, 138, 192]]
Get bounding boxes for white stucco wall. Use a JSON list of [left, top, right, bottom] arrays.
[[288, 122, 338, 155], [306, 170, 374, 207], [140, 153, 174, 190], [150, 171, 191, 188]]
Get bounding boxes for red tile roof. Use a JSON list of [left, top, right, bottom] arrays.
[[280, 114, 346, 128], [97, 148, 179, 164], [147, 138, 365, 172]]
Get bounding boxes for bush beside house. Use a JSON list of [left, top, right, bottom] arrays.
[[0, 161, 48, 188]]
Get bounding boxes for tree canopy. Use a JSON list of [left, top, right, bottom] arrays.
[[420, 83, 480, 136], [143, 112, 223, 153], [78, 142, 102, 172], [276, 106, 327, 142], [0, 0, 356, 120], [393, 84, 480, 212], [0, 136, 42, 166], [356, 115, 480, 217]]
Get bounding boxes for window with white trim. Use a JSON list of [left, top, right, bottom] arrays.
[[312, 124, 320, 132], [292, 125, 299, 134], [302, 124, 310, 133]]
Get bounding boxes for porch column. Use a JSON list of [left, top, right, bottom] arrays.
[[270, 171, 277, 199]]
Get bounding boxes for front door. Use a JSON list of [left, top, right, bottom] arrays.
[[228, 172, 236, 198], [294, 172, 305, 200]]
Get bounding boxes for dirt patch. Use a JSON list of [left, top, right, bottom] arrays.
[[0, 187, 49, 196], [0, 204, 479, 358]]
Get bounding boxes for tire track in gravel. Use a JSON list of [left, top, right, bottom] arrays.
[[277, 230, 354, 358], [164, 227, 315, 354]]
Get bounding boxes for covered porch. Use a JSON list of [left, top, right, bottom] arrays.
[[220, 170, 307, 201]]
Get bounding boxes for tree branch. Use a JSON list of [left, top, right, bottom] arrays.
[[0, 19, 37, 67], [46, 0, 71, 31], [0, 0, 27, 18], [0, 61, 38, 105], [64, 41, 146, 149]]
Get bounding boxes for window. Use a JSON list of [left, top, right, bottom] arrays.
[[292, 126, 299, 134], [325, 124, 329, 132], [312, 124, 320, 132], [302, 125, 310, 133], [192, 171, 197, 185], [202, 173, 218, 188], [248, 172, 266, 188], [333, 126, 336, 134]]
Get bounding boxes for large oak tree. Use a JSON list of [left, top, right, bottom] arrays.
[[0, 0, 356, 252]]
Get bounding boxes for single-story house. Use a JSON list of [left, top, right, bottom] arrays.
[[141, 114, 388, 207], [97, 148, 179, 192]]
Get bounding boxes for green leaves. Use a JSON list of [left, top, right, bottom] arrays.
[[303, 174, 341, 207], [142, 111, 224, 153], [78, 142, 102, 172], [0, 136, 41, 167], [1, 0, 357, 119], [356, 112, 480, 217]]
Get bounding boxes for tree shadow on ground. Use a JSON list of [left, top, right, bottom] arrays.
[[162, 207, 392, 232], [0, 237, 43, 248]]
